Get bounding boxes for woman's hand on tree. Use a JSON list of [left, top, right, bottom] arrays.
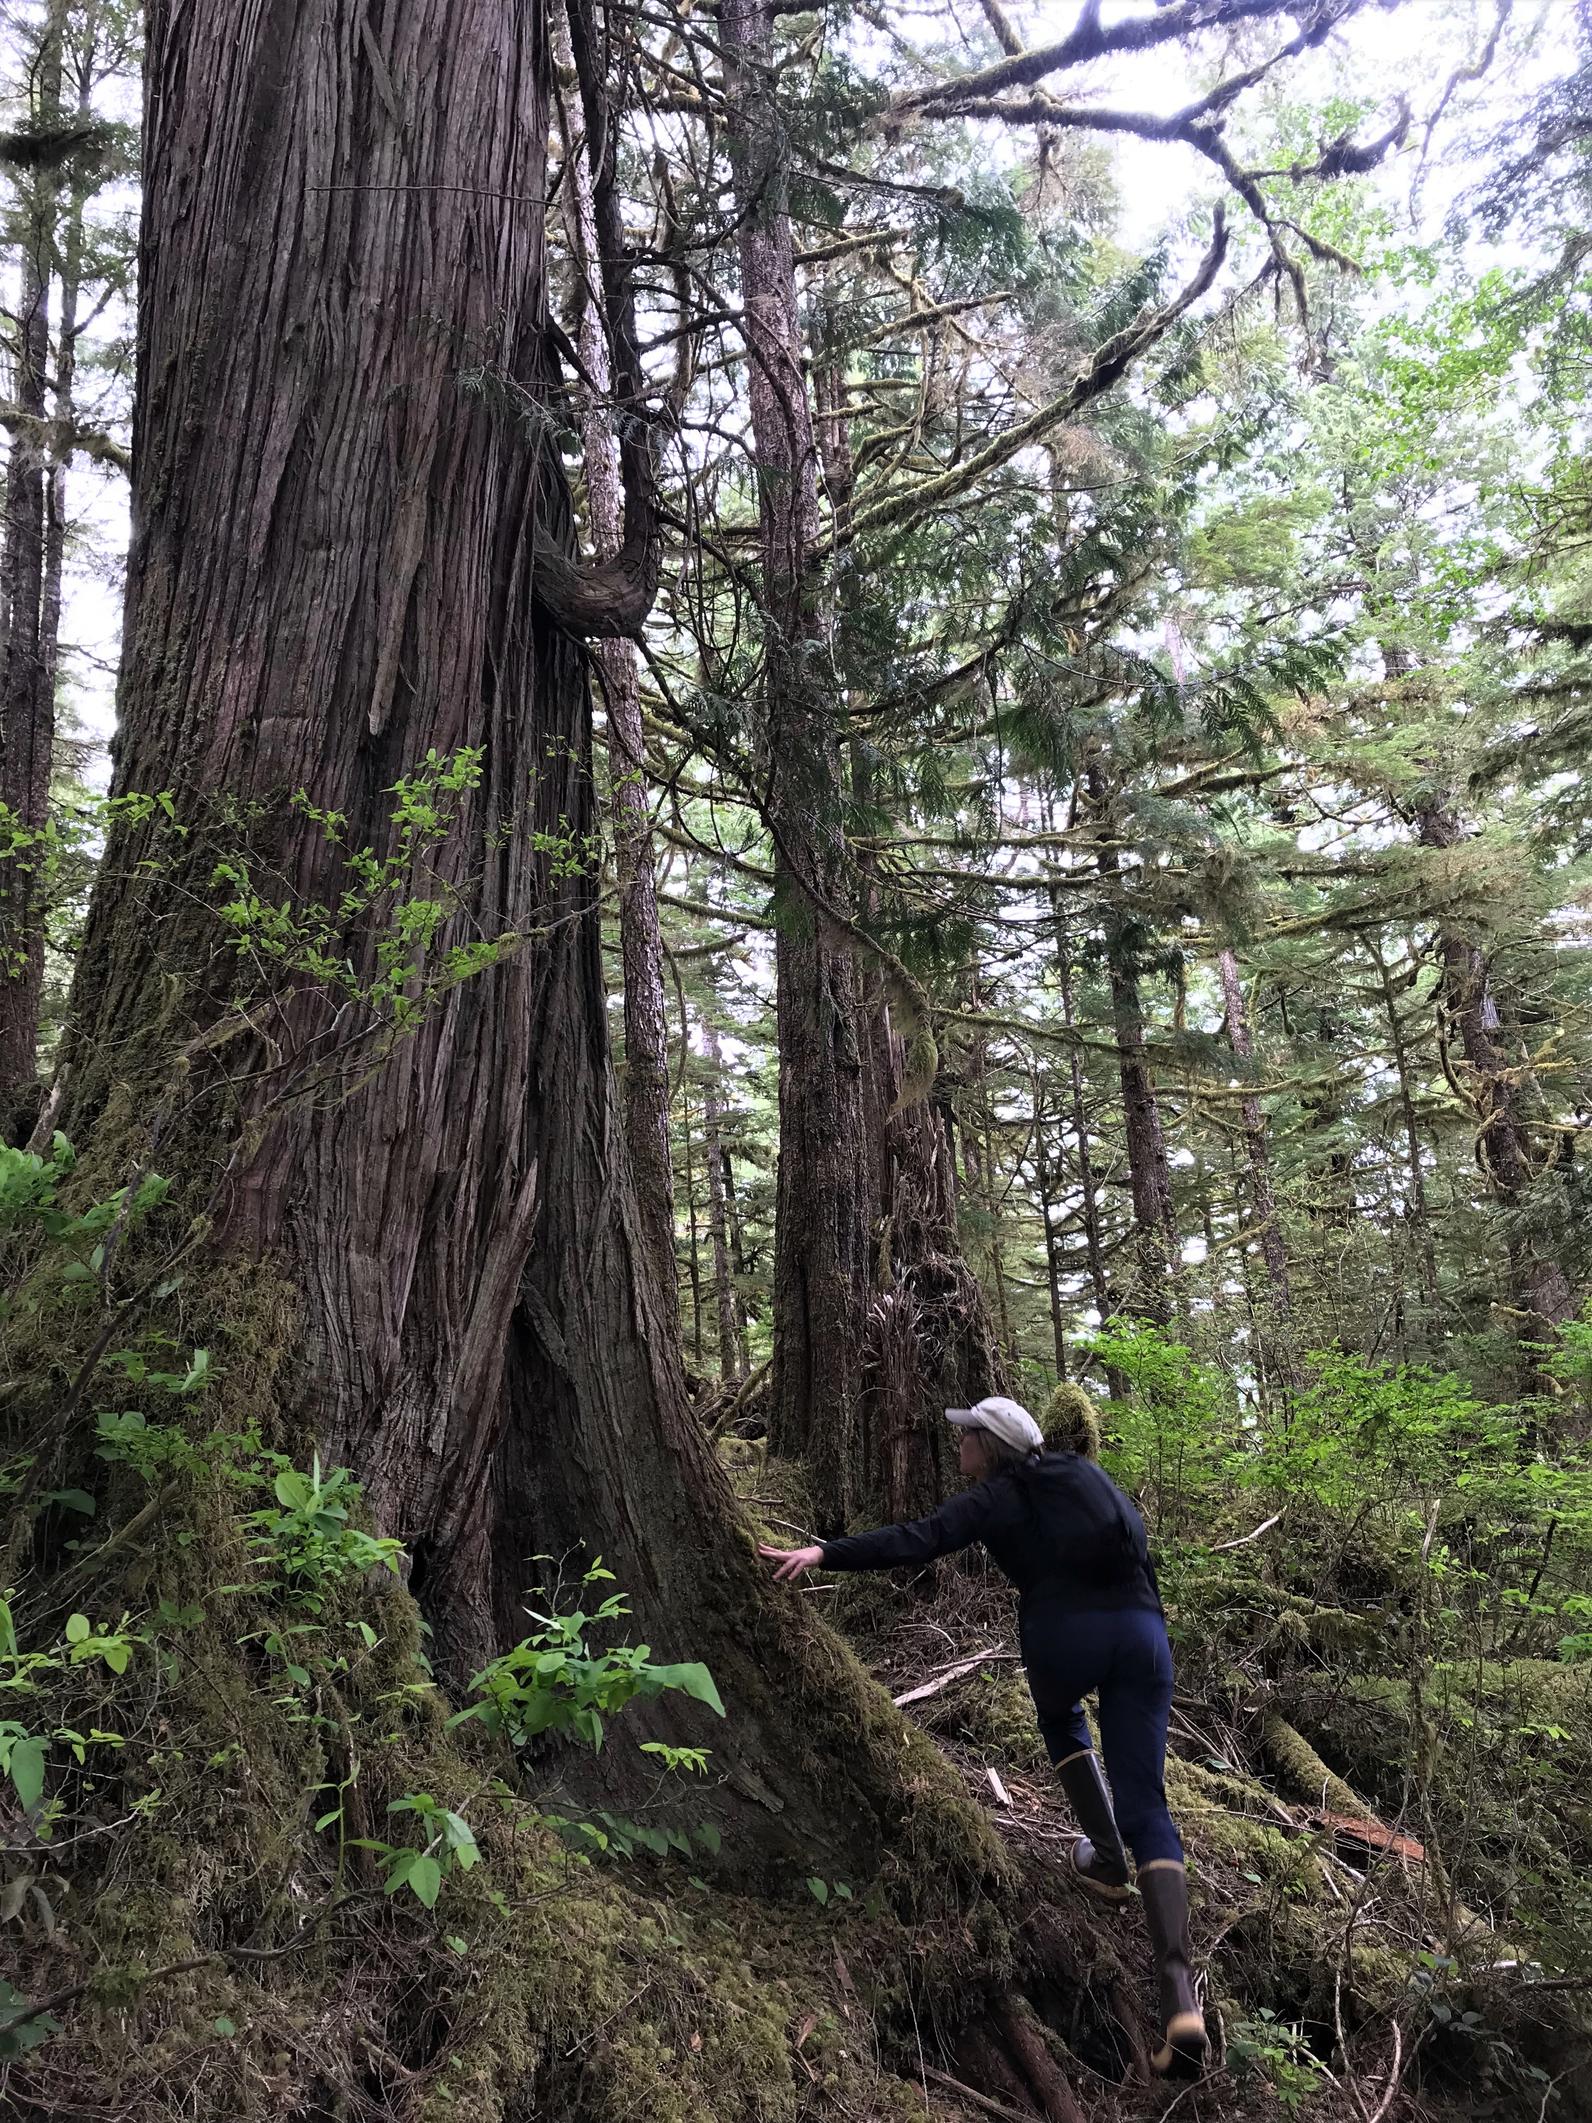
[[759, 1542, 823, 1582]]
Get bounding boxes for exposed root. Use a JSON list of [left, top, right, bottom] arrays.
[[1107, 1975, 1153, 2086], [993, 1996, 1087, 2123], [955, 2028, 1043, 2117]]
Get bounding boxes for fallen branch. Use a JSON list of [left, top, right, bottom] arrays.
[[709, 1357, 772, 1440], [894, 1648, 1018, 1707], [1213, 1510, 1283, 1552], [1258, 1703, 1368, 1822]]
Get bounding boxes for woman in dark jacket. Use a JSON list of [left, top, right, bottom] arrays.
[[760, 1394, 1206, 2077]]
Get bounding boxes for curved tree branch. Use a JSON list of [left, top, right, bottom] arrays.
[[846, 205, 1228, 542], [535, 0, 663, 640], [893, 0, 1359, 116]]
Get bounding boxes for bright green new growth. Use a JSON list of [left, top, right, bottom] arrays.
[[208, 747, 518, 1033]]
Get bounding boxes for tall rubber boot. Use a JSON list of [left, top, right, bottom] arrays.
[[1054, 1748, 1131, 1902], [1138, 1859, 1208, 2076]]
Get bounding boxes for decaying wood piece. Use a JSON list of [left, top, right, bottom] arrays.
[[1312, 1809, 1426, 1864], [893, 1648, 1017, 1707]]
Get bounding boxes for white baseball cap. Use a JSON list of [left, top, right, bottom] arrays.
[[945, 1396, 1044, 1454]]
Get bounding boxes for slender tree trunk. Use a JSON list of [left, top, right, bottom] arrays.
[[1301, 999, 1356, 1229], [57, 0, 958, 1866], [1088, 767, 1176, 1325], [680, 1083, 705, 1371], [1217, 950, 1289, 1303], [1418, 803, 1573, 1350], [1033, 1096, 1068, 1381], [1218, 948, 1297, 1386], [1050, 894, 1112, 1325], [1371, 940, 1440, 1321], [702, 1022, 741, 1384], [858, 978, 1004, 1520], [40, 289, 75, 715], [721, 0, 871, 1530], [721, 1130, 754, 1375], [1050, 890, 1130, 1400], [820, 334, 1002, 1515], [0, 0, 67, 1133], [557, 8, 675, 1295], [1107, 959, 1177, 1323], [978, 1059, 1019, 1369], [717, 95, 1001, 1527], [1225, 1136, 1273, 1417], [844, 765, 1002, 1517]]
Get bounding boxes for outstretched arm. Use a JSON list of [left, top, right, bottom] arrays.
[[759, 1484, 1002, 1583]]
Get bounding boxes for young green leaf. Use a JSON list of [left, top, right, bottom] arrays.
[[8, 1737, 47, 1811], [406, 1854, 443, 1909]]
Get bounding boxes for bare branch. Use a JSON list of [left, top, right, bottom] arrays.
[[893, 0, 1358, 117]]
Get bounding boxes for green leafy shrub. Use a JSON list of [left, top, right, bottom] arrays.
[[243, 1454, 403, 1612], [347, 1790, 482, 1908], [451, 1561, 725, 1755]]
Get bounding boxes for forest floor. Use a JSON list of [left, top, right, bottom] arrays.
[[9, 1436, 1588, 2123], [766, 1495, 1590, 2123]]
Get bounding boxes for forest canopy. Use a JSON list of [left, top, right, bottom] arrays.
[[2, 0, 1592, 2119]]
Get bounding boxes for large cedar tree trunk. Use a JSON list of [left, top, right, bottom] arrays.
[[57, 0, 954, 1866]]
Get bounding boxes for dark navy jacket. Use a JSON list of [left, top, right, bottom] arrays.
[[819, 1451, 1162, 1619]]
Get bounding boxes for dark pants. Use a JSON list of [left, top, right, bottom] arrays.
[[1022, 1602, 1183, 1869]]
